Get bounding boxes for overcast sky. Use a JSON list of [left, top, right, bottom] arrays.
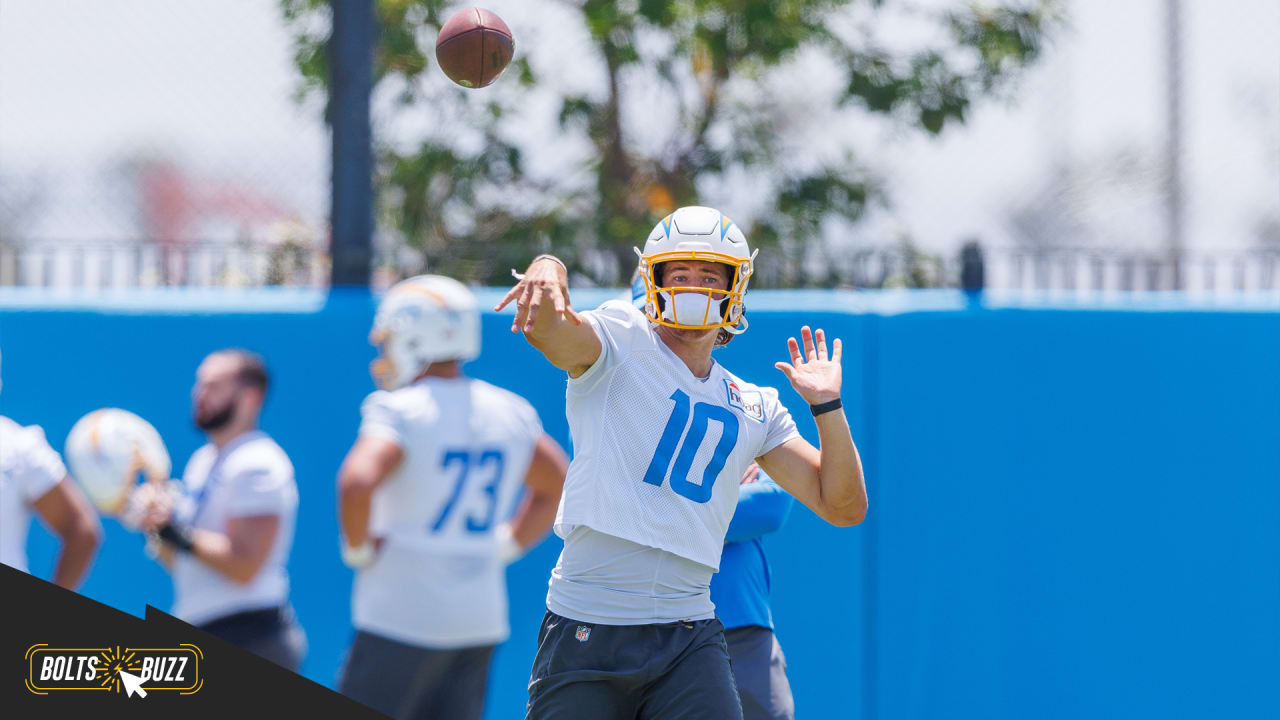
[[1, 0, 1275, 256]]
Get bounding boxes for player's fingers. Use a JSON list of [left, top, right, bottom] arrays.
[[556, 287, 582, 323], [816, 328, 828, 361], [512, 283, 533, 332], [140, 507, 164, 531], [787, 336, 803, 364], [494, 283, 522, 312], [801, 326, 817, 361], [774, 361, 795, 381], [551, 286, 567, 316], [565, 304, 584, 325], [524, 284, 545, 331], [832, 337, 842, 363]]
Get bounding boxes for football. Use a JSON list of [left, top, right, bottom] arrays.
[[435, 7, 515, 89]]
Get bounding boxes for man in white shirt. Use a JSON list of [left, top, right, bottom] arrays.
[[336, 275, 568, 720], [496, 206, 869, 719], [139, 349, 305, 671], [0, 350, 101, 590]]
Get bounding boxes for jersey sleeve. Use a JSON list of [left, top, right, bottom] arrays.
[[16, 426, 67, 503], [224, 455, 295, 517], [723, 475, 794, 543], [758, 387, 801, 457], [358, 390, 406, 446], [569, 299, 653, 392]]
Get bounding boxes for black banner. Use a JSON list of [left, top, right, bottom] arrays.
[[1, 564, 384, 718]]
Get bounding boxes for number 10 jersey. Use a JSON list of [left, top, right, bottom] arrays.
[[557, 300, 799, 571]]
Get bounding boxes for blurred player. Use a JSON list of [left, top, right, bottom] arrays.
[[713, 463, 795, 720], [139, 349, 305, 671], [0, 349, 102, 589], [497, 205, 868, 719], [336, 275, 569, 720]]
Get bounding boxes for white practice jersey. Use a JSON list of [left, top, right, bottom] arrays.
[[557, 300, 800, 571], [0, 417, 66, 573], [353, 376, 542, 648], [171, 431, 298, 626]]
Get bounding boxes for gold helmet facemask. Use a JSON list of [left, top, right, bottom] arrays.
[[634, 247, 756, 334]]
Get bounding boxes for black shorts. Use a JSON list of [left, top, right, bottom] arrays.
[[197, 605, 306, 673], [724, 626, 794, 720], [338, 629, 496, 720], [526, 610, 743, 720]]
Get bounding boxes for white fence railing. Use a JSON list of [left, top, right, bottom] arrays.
[[2, 241, 1277, 294], [0, 242, 329, 289]]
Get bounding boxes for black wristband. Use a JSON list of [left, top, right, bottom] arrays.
[[156, 522, 195, 553], [810, 397, 843, 417]]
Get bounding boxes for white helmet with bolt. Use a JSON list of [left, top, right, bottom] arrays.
[[64, 408, 172, 516], [634, 206, 757, 340], [370, 274, 480, 390]]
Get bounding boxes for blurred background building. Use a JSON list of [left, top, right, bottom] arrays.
[[0, 0, 1276, 292]]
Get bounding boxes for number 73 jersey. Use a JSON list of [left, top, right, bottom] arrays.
[[359, 377, 542, 554], [558, 300, 800, 570]]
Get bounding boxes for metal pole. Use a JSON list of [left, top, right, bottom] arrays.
[[960, 240, 985, 294], [329, 0, 375, 287], [1165, 0, 1184, 290]]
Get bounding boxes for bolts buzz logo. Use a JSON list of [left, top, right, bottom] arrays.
[[26, 643, 203, 697]]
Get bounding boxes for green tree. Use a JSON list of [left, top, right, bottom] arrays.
[[282, 0, 1059, 287]]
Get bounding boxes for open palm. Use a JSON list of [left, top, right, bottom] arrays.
[[775, 326, 842, 405]]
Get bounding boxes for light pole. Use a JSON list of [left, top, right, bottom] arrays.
[[329, 0, 375, 287]]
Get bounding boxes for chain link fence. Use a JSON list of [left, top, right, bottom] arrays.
[[0, 0, 329, 288], [0, 2, 1274, 295]]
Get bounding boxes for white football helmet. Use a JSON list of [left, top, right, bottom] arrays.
[[370, 274, 481, 390], [629, 265, 647, 309], [65, 408, 171, 516], [634, 206, 757, 338]]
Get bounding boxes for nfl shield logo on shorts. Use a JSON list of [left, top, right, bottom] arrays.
[[575, 625, 591, 642]]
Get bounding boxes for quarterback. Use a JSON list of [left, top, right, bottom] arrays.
[[496, 206, 868, 718]]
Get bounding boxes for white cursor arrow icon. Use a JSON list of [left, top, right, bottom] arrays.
[[119, 669, 147, 698]]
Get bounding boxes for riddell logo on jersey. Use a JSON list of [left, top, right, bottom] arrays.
[[25, 644, 203, 697], [724, 381, 765, 422]]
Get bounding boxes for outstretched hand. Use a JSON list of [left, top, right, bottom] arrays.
[[494, 258, 582, 333], [775, 326, 842, 405]]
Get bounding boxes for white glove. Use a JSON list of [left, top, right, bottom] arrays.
[[120, 481, 181, 532], [341, 539, 378, 570], [496, 523, 526, 566]]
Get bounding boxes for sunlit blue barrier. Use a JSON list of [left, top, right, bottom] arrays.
[[3, 288, 1278, 719]]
